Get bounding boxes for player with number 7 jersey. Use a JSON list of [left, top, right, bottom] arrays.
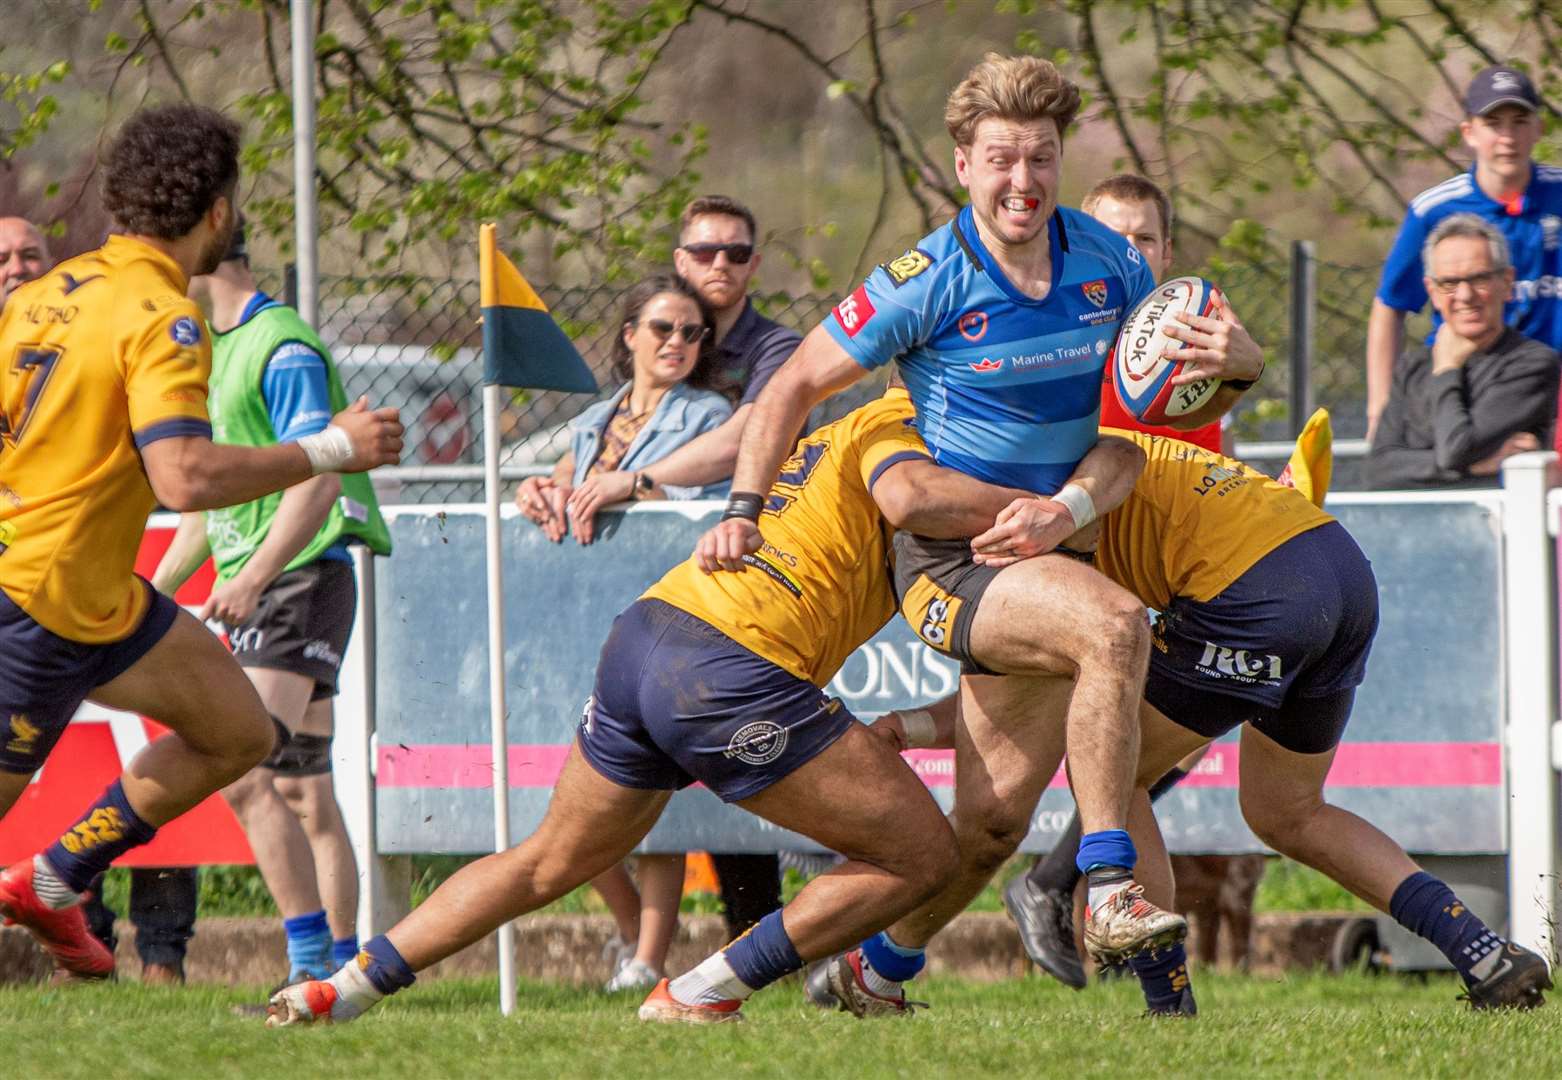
[[0, 104, 403, 984]]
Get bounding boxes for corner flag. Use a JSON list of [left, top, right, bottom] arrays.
[[479, 223, 597, 393]]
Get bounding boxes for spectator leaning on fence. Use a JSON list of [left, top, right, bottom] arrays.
[[554, 195, 803, 545], [1367, 214, 1560, 489], [1366, 64, 1562, 442]]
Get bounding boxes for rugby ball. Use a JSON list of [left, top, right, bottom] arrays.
[[1112, 276, 1225, 425]]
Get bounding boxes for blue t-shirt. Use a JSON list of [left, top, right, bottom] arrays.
[[1377, 163, 1562, 351], [823, 205, 1155, 494]]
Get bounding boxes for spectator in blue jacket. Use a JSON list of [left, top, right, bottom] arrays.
[[515, 275, 733, 544]]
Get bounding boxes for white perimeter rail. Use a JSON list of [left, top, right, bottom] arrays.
[[337, 462, 1562, 956]]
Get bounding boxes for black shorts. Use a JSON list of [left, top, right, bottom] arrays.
[[577, 599, 858, 803], [894, 531, 1093, 676], [228, 560, 356, 700], [0, 580, 177, 773], [1145, 521, 1379, 755]]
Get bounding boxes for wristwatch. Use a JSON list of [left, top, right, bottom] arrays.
[[631, 472, 654, 500]]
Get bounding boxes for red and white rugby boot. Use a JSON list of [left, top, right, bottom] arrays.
[[637, 978, 744, 1024], [0, 858, 114, 980], [824, 949, 922, 1018], [1083, 882, 1187, 965]]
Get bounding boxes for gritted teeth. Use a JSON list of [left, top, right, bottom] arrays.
[[1002, 197, 1040, 212]]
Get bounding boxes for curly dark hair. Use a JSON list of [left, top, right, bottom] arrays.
[[609, 274, 723, 393], [101, 104, 241, 239]]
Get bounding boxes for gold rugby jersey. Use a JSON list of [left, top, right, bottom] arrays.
[[645, 390, 931, 684], [0, 236, 212, 642], [1097, 428, 1333, 610]]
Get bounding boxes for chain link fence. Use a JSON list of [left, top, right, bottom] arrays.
[[290, 258, 1380, 504]]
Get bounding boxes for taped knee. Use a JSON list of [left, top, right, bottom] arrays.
[[261, 727, 332, 776]]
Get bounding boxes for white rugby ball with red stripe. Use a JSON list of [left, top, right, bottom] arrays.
[[1112, 275, 1225, 425]]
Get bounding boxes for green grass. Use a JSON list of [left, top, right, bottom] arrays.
[[3, 971, 1557, 1078], [98, 855, 1371, 920]]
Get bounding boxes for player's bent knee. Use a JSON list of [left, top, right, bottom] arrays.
[[957, 816, 1029, 876], [1239, 792, 1321, 854]]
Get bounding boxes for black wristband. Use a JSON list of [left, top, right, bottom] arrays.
[[1225, 362, 1263, 392], [722, 492, 764, 522]]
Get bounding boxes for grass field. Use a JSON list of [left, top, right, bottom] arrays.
[[5, 971, 1556, 1078]]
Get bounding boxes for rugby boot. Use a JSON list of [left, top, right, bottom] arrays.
[[604, 959, 663, 993], [0, 859, 114, 980], [1003, 875, 1086, 989], [1461, 942, 1552, 1011], [823, 948, 923, 1018], [637, 979, 744, 1024], [1083, 882, 1187, 965], [266, 979, 349, 1027], [803, 956, 841, 1008]]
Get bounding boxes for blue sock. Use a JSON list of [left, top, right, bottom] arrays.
[[722, 910, 803, 992], [332, 935, 360, 969], [859, 930, 926, 982], [1390, 871, 1502, 986], [1075, 829, 1137, 876], [1130, 941, 1191, 1011], [284, 909, 332, 980], [355, 934, 417, 994], [43, 779, 157, 893]]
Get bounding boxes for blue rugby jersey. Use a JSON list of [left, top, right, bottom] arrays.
[[823, 205, 1155, 494], [1377, 163, 1562, 351]]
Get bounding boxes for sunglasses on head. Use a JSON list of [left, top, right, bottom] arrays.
[[680, 242, 754, 265], [640, 317, 709, 345]]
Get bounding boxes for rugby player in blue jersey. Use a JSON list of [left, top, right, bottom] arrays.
[[700, 53, 1265, 1013]]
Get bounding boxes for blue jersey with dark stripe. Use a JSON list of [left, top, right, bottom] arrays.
[[823, 205, 1155, 493]]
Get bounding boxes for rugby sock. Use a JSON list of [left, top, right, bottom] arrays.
[[668, 950, 755, 1006], [858, 931, 925, 995], [41, 779, 157, 901], [1028, 770, 1188, 897], [332, 935, 360, 970], [1078, 829, 1138, 912], [720, 910, 803, 993], [1389, 871, 1503, 986], [1130, 941, 1192, 1012], [284, 909, 332, 980]]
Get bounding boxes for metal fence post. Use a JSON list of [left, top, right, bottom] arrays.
[[283, 262, 298, 310], [1288, 240, 1316, 439], [1500, 450, 1560, 959]]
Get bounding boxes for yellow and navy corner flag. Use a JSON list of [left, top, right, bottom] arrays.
[[1276, 407, 1334, 508], [479, 223, 597, 393]]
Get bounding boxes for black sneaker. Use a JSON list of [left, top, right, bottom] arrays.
[[1003, 875, 1086, 989], [1461, 943, 1552, 1011]]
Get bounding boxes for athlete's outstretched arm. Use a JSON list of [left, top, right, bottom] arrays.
[[142, 399, 401, 512], [697, 328, 865, 571], [969, 433, 1146, 567], [870, 459, 1029, 538], [149, 512, 212, 595]]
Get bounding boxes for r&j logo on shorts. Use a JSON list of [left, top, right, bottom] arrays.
[[724, 720, 789, 766]]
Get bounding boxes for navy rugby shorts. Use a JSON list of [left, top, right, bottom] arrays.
[[0, 579, 178, 773], [577, 598, 858, 803], [1145, 521, 1379, 755]]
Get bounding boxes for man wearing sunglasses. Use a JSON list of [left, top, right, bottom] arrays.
[[1368, 213, 1558, 488]]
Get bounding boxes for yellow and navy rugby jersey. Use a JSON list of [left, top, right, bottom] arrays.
[[1096, 428, 1333, 610], [0, 236, 213, 642], [645, 390, 931, 685]]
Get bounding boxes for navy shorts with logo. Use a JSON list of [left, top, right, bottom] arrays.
[[1145, 521, 1379, 755], [577, 598, 858, 803], [0, 579, 179, 773]]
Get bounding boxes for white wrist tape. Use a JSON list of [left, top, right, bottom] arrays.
[[1052, 482, 1096, 530], [900, 709, 938, 749], [296, 425, 355, 475]]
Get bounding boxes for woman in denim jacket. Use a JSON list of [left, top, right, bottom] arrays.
[[516, 274, 733, 545]]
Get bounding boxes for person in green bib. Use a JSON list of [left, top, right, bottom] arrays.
[[153, 222, 391, 987]]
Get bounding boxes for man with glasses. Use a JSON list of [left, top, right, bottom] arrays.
[[1368, 213, 1559, 488], [1367, 64, 1562, 441]]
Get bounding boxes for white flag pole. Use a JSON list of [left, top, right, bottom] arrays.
[[289, 0, 318, 327], [481, 381, 517, 1016]]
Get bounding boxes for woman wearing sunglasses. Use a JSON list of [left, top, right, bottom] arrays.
[[516, 274, 734, 545]]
